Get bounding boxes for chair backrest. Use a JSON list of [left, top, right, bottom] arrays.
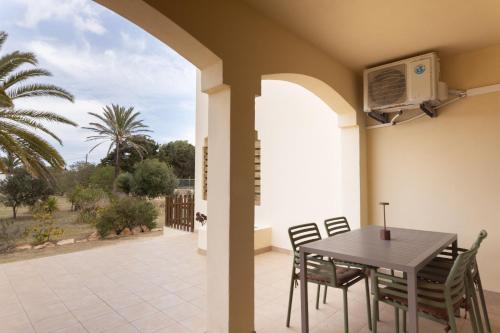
[[324, 217, 350, 237], [445, 230, 488, 305], [288, 223, 322, 253]]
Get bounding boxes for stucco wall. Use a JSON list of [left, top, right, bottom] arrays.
[[254, 80, 342, 250], [367, 44, 500, 292], [196, 78, 342, 250]]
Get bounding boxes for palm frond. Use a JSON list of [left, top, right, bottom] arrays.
[[0, 32, 7, 51], [2, 68, 51, 89], [0, 88, 12, 107], [0, 51, 38, 79], [8, 83, 74, 102]]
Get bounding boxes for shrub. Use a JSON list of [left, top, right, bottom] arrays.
[[132, 159, 178, 198], [27, 208, 64, 245], [96, 197, 158, 238], [33, 197, 58, 214], [0, 219, 22, 252], [115, 172, 134, 194], [70, 186, 107, 224]]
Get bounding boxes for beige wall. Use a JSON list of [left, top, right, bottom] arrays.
[[367, 44, 500, 292]]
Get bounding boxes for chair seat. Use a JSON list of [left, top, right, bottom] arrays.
[[380, 288, 461, 321], [306, 266, 365, 287]]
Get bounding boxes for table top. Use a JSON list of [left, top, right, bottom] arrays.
[[301, 226, 457, 272]]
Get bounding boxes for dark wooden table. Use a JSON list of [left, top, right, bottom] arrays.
[[299, 225, 457, 333]]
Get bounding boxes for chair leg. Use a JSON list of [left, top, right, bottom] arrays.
[[316, 283, 321, 310], [402, 310, 407, 333], [323, 284, 328, 304], [394, 307, 400, 333], [446, 301, 460, 333], [476, 275, 492, 333], [365, 276, 372, 331], [286, 275, 295, 327], [470, 285, 485, 333], [343, 288, 349, 333]]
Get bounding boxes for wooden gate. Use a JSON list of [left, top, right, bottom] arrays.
[[165, 195, 195, 232]]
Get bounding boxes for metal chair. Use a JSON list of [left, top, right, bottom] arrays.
[[371, 230, 487, 333], [418, 237, 491, 332], [324, 216, 351, 237], [287, 223, 372, 332]]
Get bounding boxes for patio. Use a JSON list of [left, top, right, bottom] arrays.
[[1, 230, 498, 333]]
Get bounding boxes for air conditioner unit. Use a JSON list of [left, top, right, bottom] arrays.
[[363, 52, 441, 114]]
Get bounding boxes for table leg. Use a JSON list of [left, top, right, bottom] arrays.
[[407, 270, 419, 333], [300, 249, 309, 333]]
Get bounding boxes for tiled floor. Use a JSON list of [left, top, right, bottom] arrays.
[[0, 230, 498, 333]]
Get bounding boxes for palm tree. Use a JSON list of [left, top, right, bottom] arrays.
[[84, 104, 151, 179], [0, 31, 77, 179]]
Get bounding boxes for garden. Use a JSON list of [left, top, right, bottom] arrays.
[[0, 157, 185, 256], [0, 30, 195, 258]]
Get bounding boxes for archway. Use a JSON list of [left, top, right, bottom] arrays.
[[93, 2, 364, 332], [260, 74, 362, 230]]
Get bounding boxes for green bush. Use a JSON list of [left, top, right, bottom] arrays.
[[33, 196, 58, 214], [89, 166, 115, 192], [115, 172, 134, 194], [96, 197, 158, 238], [70, 186, 107, 224], [132, 159, 178, 198]]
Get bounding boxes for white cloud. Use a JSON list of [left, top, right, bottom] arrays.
[[14, 98, 110, 164], [121, 32, 146, 52], [13, 0, 106, 35], [25, 39, 196, 101]]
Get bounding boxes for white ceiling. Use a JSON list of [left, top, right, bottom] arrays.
[[244, 0, 500, 71]]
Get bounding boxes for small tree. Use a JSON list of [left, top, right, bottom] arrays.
[[158, 140, 195, 178], [27, 202, 63, 245], [70, 186, 107, 224], [0, 168, 53, 219], [132, 159, 177, 198], [89, 166, 115, 193], [115, 172, 134, 194]]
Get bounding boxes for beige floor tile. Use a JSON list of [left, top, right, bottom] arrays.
[[31, 312, 79, 333], [71, 302, 115, 321], [51, 323, 88, 333], [115, 302, 160, 322], [131, 312, 175, 332], [81, 312, 128, 333], [103, 323, 140, 332]]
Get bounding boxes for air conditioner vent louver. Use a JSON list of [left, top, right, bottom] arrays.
[[368, 64, 407, 108]]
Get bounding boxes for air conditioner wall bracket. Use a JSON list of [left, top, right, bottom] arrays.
[[368, 111, 390, 124], [420, 101, 437, 118]]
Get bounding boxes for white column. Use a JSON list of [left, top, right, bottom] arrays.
[[206, 81, 257, 333], [340, 124, 362, 229]]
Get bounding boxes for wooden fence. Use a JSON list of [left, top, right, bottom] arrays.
[[165, 195, 195, 232]]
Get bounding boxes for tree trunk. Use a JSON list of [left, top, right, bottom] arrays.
[[115, 142, 120, 179], [113, 142, 120, 193], [12, 206, 17, 219]]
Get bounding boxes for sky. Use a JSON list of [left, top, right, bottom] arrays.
[[0, 0, 196, 164]]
